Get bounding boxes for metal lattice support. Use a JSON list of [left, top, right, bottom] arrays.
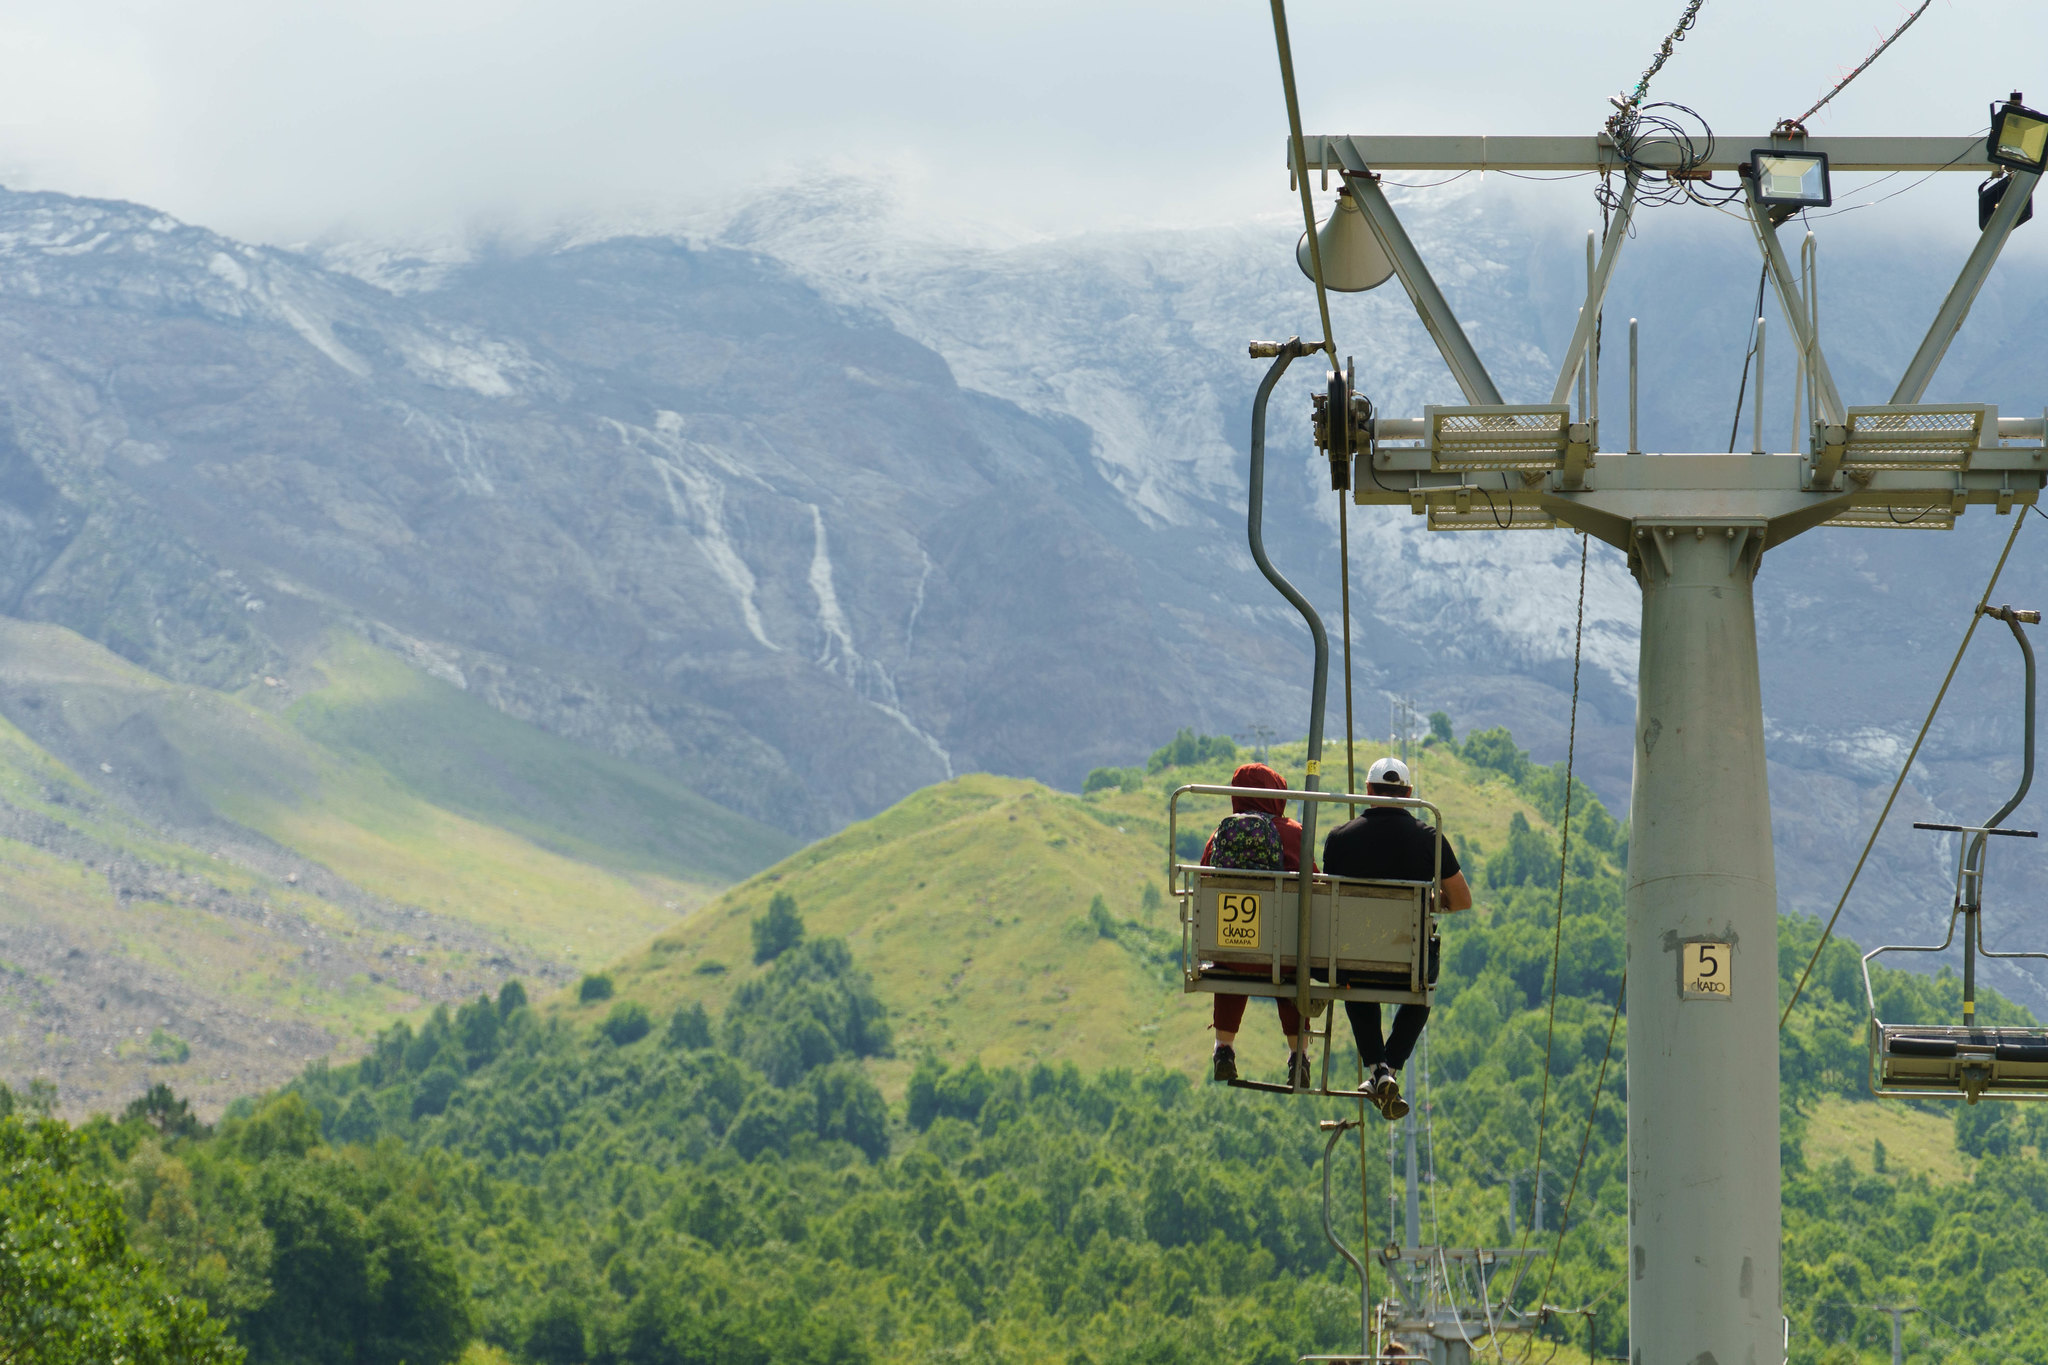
[[1428, 405, 1572, 471], [1821, 505, 1958, 531], [1426, 502, 1559, 532], [1839, 405, 1991, 471]]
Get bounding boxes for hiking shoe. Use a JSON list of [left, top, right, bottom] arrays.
[[1212, 1046, 1238, 1083], [1371, 1065, 1410, 1121], [1287, 1051, 1314, 1092]]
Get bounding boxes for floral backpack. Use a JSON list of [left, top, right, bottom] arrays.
[[1210, 812, 1284, 870]]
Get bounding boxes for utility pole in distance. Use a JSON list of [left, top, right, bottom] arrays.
[[1859, 1303, 1919, 1365], [1287, 127, 2046, 1365]]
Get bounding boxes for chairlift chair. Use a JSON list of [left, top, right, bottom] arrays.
[[1169, 782, 1448, 1096], [1864, 605, 2048, 1102]]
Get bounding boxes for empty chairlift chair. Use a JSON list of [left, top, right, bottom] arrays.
[[1169, 781, 1448, 1095], [1865, 605, 2048, 1102]]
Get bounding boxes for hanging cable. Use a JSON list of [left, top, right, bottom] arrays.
[[1780, 510, 2031, 1028], [1724, 266, 1770, 453], [1782, 0, 1936, 132], [1270, 0, 1337, 364], [1524, 967, 1626, 1347], [1512, 531, 1591, 1295]]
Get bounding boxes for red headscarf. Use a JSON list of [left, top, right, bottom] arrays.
[[1228, 762, 1289, 816]]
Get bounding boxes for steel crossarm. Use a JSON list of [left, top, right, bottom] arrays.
[[1290, 134, 1992, 174]]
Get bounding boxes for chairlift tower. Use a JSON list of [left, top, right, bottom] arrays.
[[1273, 126, 2048, 1365]]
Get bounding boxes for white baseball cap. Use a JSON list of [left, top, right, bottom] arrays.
[[1366, 756, 1412, 787]]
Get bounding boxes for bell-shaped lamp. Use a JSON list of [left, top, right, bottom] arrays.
[[1295, 186, 1395, 293]]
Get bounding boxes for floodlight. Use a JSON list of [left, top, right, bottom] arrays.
[[1979, 173, 2035, 231], [1296, 186, 1395, 293], [1747, 149, 1832, 209], [1989, 93, 2048, 173]]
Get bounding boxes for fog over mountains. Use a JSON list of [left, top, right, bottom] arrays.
[[2, 172, 2048, 1004]]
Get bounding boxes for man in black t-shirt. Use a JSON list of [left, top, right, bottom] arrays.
[[1321, 756, 1473, 1120]]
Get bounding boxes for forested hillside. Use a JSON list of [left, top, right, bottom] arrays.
[[7, 726, 2048, 1364]]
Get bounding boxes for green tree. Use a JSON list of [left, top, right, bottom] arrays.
[[455, 994, 501, 1070], [122, 1084, 207, 1140], [0, 1114, 243, 1365], [1461, 726, 1530, 782], [752, 891, 806, 964], [578, 973, 615, 1003], [724, 938, 891, 1085], [602, 1001, 653, 1046], [666, 1002, 713, 1051], [1428, 710, 1454, 744], [1147, 727, 1237, 773]]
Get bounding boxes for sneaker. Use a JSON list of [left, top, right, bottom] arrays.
[[1287, 1051, 1314, 1091], [1212, 1046, 1238, 1083], [1371, 1065, 1410, 1121]]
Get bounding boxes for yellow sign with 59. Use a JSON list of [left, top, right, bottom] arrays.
[[1217, 892, 1261, 949]]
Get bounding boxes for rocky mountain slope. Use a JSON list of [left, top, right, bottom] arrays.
[[0, 171, 2046, 1014], [0, 618, 791, 1116]]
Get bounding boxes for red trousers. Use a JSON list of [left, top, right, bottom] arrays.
[[1211, 990, 1302, 1037]]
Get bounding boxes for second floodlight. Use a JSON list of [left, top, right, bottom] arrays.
[[1748, 150, 1832, 209], [1296, 185, 1395, 293], [1989, 93, 2048, 173]]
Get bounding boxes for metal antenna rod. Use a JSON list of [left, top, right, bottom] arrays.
[[1751, 316, 1767, 455], [1792, 240, 1807, 454], [1628, 318, 1639, 454], [1576, 307, 1588, 422], [1586, 232, 1599, 426], [1246, 338, 1329, 1035]]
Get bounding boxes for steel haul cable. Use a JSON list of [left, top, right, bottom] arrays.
[[1780, 510, 2031, 1028], [1512, 530, 1591, 1330], [1270, 0, 1336, 364]]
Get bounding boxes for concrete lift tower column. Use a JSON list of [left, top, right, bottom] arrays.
[[1290, 130, 2047, 1364]]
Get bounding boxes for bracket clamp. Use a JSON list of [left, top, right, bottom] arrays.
[[1810, 424, 1848, 487], [1561, 422, 1595, 489]]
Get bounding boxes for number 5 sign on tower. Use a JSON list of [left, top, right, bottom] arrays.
[[1681, 940, 1731, 1001]]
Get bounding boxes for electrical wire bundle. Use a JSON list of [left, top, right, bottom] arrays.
[[1597, 102, 1745, 215]]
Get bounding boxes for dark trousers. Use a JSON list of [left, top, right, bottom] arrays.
[[1347, 1001, 1429, 1072]]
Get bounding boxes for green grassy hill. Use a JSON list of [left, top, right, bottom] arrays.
[[580, 737, 1554, 1097], [0, 620, 794, 1116]]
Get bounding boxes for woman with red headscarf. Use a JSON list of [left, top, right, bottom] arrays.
[[1201, 761, 1314, 1087]]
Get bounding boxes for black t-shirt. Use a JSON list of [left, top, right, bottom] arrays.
[[1321, 807, 1460, 884]]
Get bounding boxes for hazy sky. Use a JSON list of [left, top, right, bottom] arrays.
[[0, 1, 2042, 246]]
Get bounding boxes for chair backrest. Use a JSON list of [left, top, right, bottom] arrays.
[[1192, 870, 1427, 978]]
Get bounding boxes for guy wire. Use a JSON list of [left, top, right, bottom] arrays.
[[1786, 0, 1936, 130], [1270, 0, 1337, 364], [1780, 509, 2030, 1028]]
